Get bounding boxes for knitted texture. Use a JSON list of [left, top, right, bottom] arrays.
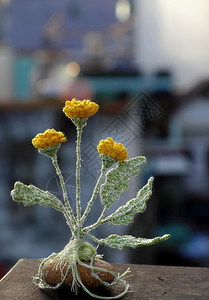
[[32, 129, 66, 149], [97, 137, 128, 161], [11, 97, 170, 299], [63, 98, 99, 119]]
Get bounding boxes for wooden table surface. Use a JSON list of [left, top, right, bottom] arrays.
[[0, 259, 209, 300]]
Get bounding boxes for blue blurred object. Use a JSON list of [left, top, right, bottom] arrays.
[[14, 54, 35, 99], [180, 232, 209, 260]]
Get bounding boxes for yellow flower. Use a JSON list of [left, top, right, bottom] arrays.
[[63, 98, 99, 119], [32, 129, 66, 149], [97, 137, 128, 161]]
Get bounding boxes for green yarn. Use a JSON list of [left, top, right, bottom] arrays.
[[11, 103, 170, 299]]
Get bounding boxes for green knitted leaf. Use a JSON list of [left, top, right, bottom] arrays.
[[105, 177, 154, 225], [97, 233, 170, 250], [100, 156, 146, 208], [11, 181, 64, 212]]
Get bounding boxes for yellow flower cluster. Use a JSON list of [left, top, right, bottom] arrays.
[[97, 137, 128, 161], [63, 98, 99, 119], [32, 129, 66, 149]]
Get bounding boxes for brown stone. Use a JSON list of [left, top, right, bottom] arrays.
[[42, 258, 115, 289]]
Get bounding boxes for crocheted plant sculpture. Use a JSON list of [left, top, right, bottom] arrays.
[[11, 98, 170, 299]]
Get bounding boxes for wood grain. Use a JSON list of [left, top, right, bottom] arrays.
[[0, 259, 209, 300]]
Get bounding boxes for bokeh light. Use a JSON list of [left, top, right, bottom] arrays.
[[66, 62, 81, 78]]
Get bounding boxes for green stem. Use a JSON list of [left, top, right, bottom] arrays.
[[85, 233, 100, 244], [63, 210, 76, 237], [95, 206, 108, 225], [51, 155, 76, 230], [83, 207, 108, 234], [75, 126, 83, 224], [81, 166, 107, 225]]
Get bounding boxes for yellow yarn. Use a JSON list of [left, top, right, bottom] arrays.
[[32, 129, 66, 149], [63, 98, 99, 119], [97, 137, 128, 161]]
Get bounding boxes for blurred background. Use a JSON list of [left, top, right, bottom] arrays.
[[1, 0, 209, 278]]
